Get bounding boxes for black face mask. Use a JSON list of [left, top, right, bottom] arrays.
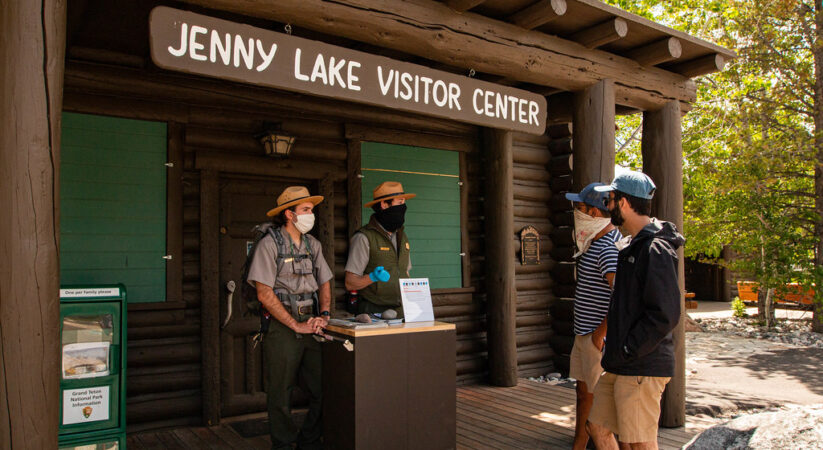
[[610, 200, 625, 227], [375, 204, 407, 232]]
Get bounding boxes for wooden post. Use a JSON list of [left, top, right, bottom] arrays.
[[200, 169, 221, 425], [347, 140, 363, 236], [483, 128, 518, 386], [0, 1, 65, 447], [641, 100, 685, 427], [318, 175, 336, 313], [572, 79, 616, 190]]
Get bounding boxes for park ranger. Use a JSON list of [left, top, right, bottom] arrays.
[[345, 181, 415, 318], [247, 186, 333, 450]]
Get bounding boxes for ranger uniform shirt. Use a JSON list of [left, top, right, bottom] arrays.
[[247, 228, 333, 295]]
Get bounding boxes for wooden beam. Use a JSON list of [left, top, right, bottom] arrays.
[[483, 128, 518, 387], [444, 0, 486, 12], [318, 175, 336, 314], [344, 124, 478, 152], [546, 92, 574, 124], [0, 0, 64, 447], [179, 0, 697, 110], [572, 79, 615, 190], [626, 37, 682, 67], [641, 100, 685, 427], [194, 151, 345, 181], [200, 169, 220, 426], [507, 0, 567, 30], [669, 53, 726, 78], [568, 18, 628, 49], [459, 152, 472, 288], [346, 140, 363, 238], [166, 123, 185, 304]]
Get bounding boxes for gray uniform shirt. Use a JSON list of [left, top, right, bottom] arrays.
[[344, 222, 411, 276], [247, 229, 333, 295]]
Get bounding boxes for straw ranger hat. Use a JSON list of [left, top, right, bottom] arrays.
[[266, 186, 324, 217], [364, 181, 416, 208]]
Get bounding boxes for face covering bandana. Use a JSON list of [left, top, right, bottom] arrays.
[[375, 203, 407, 232], [573, 209, 611, 258], [293, 213, 315, 234]]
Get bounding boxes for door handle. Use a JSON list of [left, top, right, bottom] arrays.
[[221, 280, 236, 329]]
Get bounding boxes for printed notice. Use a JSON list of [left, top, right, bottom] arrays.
[[60, 287, 120, 298], [63, 386, 110, 425], [399, 278, 434, 322]]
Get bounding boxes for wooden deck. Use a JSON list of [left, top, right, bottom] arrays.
[[127, 380, 714, 449]]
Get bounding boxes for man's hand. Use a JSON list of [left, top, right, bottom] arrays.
[[591, 329, 606, 351], [293, 319, 323, 335], [310, 315, 329, 330]]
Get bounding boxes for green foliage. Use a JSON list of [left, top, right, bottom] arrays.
[[606, 0, 822, 299], [731, 296, 747, 318]]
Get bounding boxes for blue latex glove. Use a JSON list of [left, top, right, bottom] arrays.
[[368, 266, 391, 283]]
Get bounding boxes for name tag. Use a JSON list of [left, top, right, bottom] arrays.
[[380, 247, 391, 251]]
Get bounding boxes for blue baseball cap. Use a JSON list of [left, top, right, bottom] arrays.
[[565, 182, 609, 209], [594, 171, 656, 199]]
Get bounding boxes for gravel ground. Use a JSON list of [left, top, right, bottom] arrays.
[[693, 316, 823, 348]]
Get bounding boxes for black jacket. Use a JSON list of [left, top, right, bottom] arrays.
[[601, 219, 685, 377]]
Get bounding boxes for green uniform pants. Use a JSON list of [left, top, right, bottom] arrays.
[[356, 298, 404, 318], [263, 319, 322, 450]]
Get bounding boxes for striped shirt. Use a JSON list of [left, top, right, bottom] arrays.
[[573, 229, 621, 335]]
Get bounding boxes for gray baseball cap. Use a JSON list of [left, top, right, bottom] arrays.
[[594, 171, 656, 200]]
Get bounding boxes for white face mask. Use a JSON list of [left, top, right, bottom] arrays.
[[293, 213, 315, 234], [573, 209, 611, 258]]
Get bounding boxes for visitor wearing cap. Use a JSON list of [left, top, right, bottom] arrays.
[[586, 171, 685, 449], [247, 186, 333, 449], [565, 182, 621, 450], [345, 181, 415, 318]]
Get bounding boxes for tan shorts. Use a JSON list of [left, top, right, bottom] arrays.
[[589, 372, 671, 443], [569, 333, 604, 393]]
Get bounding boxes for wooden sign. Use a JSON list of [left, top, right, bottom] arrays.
[[149, 7, 547, 135], [520, 226, 540, 265]]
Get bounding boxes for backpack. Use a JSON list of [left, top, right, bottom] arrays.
[[240, 223, 316, 316]]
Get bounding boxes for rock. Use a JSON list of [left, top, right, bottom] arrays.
[[685, 405, 823, 449], [686, 315, 705, 332]]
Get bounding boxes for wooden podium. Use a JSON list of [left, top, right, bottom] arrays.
[[322, 321, 456, 450]]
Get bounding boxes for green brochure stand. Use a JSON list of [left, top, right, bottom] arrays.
[[58, 285, 127, 449]]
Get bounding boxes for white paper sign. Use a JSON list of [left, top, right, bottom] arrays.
[[399, 278, 434, 322], [63, 386, 110, 425], [60, 287, 120, 298]]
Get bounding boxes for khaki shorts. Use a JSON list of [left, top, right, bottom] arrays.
[[569, 333, 604, 393], [589, 372, 671, 443]]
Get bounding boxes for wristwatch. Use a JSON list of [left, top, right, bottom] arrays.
[[320, 311, 331, 317]]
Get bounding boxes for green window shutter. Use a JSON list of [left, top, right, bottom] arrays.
[[60, 112, 167, 303], [361, 142, 462, 289]]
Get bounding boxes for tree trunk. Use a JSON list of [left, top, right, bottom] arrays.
[[813, 1, 823, 333], [0, 1, 66, 447], [757, 287, 775, 328]]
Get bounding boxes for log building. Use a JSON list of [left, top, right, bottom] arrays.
[[2, 0, 732, 445]]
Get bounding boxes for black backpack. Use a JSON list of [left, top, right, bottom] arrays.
[[240, 223, 278, 316]]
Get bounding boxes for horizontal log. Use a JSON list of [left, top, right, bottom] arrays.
[[550, 211, 572, 227], [549, 192, 573, 211], [456, 338, 486, 356], [553, 354, 570, 377], [128, 342, 201, 367], [514, 203, 552, 219], [182, 261, 200, 282], [186, 127, 347, 161], [514, 219, 552, 236], [549, 298, 574, 320], [512, 145, 551, 165], [128, 324, 200, 341], [548, 334, 574, 355], [63, 91, 189, 124], [457, 356, 486, 376], [187, 107, 346, 141], [444, 0, 485, 12], [553, 283, 575, 299], [513, 183, 552, 202], [552, 319, 574, 337], [196, 150, 345, 181], [512, 131, 551, 147], [516, 275, 553, 292], [128, 310, 186, 327], [627, 37, 682, 67], [128, 393, 201, 423], [432, 292, 474, 306], [568, 17, 628, 49], [550, 245, 575, 262], [519, 361, 554, 378], [546, 123, 573, 139], [126, 416, 202, 434], [516, 345, 554, 365], [549, 137, 573, 155], [183, 206, 199, 225], [345, 124, 477, 153], [435, 303, 483, 318], [668, 53, 726, 78], [178, 0, 699, 110], [549, 153, 573, 176], [516, 329, 552, 347], [550, 226, 574, 247], [508, 0, 567, 30], [513, 163, 551, 182], [515, 260, 555, 275], [550, 262, 576, 285], [549, 175, 572, 194], [128, 371, 201, 395]]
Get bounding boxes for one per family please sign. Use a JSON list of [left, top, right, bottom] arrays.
[[149, 6, 547, 135]]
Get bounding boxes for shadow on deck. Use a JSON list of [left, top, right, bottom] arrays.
[[127, 380, 714, 449]]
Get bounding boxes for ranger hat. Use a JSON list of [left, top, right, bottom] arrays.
[[565, 182, 609, 210], [594, 171, 657, 200], [364, 181, 416, 208], [266, 186, 324, 217]]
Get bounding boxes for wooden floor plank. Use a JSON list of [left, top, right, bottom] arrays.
[[155, 430, 187, 450], [457, 390, 574, 443], [457, 402, 572, 448], [208, 425, 253, 449]]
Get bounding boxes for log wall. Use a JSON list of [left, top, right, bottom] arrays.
[[62, 60, 489, 430]]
